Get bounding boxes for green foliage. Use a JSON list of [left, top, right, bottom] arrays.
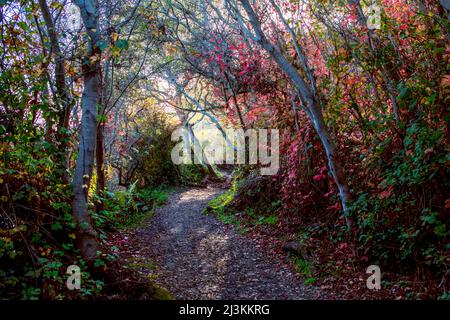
[[127, 258, 157, 271], [138, 187, 169, 207], [349, 118, 449, 272], [291, 256, 315, 285], [206, 176, 280, 233], [94, 184, 169, 230], [0, 114, 93, 298], [206, 188, 236, 215], [0, 0, 448, 300], [178, 164, 207, 185], [264, 214, 279, 226], [245, 208, 279, 226], [438, 292, 450, 300], [204, 183, 249, 233], [120, 106, 209, 187]]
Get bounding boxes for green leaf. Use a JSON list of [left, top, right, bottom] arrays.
[[96, 40, 109, 51], [115, 39, 129, 50], [51, 221, 63, 231], [18, 21, 28, 31], [420, 212, 437, 225], [434, 224, 448, 237]]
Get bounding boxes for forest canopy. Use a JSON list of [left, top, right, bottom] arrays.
[[0, 0, 449, 300]]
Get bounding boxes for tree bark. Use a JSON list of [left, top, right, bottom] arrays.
[[38, 0, 71, 182], [96, 123, 105, 213], [72, 0, 101, 261]]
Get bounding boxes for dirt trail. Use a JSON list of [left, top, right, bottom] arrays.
[[131, 187, 322, 299]]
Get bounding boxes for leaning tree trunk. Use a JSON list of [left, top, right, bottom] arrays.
[[96, 123, 105, 213], [72, 0, 101, 261], [239, 0, 352, 227], [308, 104, 352, 226]]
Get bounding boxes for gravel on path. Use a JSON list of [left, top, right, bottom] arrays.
[[131, 187, 322, 300]]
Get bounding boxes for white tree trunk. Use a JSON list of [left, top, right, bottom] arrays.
[[72, 0, 101, 261], [239, 0, 352, 227]]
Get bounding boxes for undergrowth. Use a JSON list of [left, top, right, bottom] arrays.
[[0, 176, 170, 299], [205, 173, 281, 234], [94, 183, 171, 230]]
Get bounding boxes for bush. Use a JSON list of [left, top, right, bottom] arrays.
[[94, 182, 170, 230], [114, 106, 210, 188], [0, 126, 104, 299]]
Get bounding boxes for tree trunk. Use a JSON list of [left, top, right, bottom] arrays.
[[239, 0, 352, 227], [38, 0, 71, 182], [308, 103, 352, 227], [96, 123, 105, 213], [72, 0, 101, 261], [72, 71, 100, 261]]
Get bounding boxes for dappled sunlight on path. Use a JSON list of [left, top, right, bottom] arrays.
[[130, 187, 321, 300]]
